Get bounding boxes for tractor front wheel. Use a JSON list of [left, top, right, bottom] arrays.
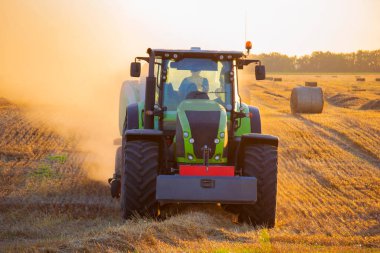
[[121, 140, 159, 219], [239, 144, 278, 227]]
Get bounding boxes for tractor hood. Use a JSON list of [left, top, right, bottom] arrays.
[[175, 99, 228, 164]]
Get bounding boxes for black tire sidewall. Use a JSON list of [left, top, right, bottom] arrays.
[[121, 140, 159, 219], [239, 144, 278, 227]]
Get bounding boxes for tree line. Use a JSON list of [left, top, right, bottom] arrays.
[[248, 50, 380, 72]]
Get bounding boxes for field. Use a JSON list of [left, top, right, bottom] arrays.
[[0, 74, 379, 252]]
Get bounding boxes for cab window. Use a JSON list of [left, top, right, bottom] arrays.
[[162, 58, 232, 111]]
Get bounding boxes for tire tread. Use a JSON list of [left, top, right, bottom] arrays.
[[121, 141, 159, 219]]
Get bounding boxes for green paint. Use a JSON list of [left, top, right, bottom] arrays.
[[234, 102, 251, 136], [178, 99, 223, 111], [177, 156, 227, 164], [213, 109, 227, 161], [137, 101, 144, 129], [163, 111, 177, 131], [177, 102, 195, 160]]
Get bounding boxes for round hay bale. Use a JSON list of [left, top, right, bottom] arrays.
[[274, 77, 282, 82], [290, 86, 324, 114], [266, 77, 274, 81], [356, 77, 365, 82], [305, 81, 318, 87], [375, 78, 380, 82]]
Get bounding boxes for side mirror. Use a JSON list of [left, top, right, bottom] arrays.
[[130, 62, 141, 77], [255, 65, 266, 80]]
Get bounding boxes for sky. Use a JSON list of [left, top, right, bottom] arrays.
[[126, 0, 380, 56], [0, 0, 379, 180]]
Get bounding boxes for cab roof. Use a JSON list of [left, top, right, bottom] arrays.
[[148, 48, 244, 60]]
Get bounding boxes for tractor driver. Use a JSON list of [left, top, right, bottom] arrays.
[[178, 69, 209, 99]]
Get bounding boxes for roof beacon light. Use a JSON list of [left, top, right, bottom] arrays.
[[245, 41, 252, 54]]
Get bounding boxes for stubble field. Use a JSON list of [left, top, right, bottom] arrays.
[[0, 74, 379, 252]]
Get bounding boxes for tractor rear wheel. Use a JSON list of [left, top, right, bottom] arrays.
[[237, 144, 278, 227], [121, 140, 159, 219]]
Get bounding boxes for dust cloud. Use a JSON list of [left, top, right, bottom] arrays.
[[0, 1, 144, 181]]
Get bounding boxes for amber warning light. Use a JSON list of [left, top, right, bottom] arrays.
[[245, 41, 252, 54], [245, 41, 252, 49]]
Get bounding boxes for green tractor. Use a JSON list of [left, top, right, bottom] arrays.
[[108, 44, 279, 227]]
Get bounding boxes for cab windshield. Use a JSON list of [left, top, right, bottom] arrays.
[[162, 58, 233, 111]]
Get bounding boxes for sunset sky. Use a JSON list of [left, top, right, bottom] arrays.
[[1, 0, 379, 58], [127, 0, 380, 55]]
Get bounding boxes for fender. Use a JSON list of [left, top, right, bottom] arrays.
[[125, 129, 166, 172], [125, 129, 164, 143], [126, 103, 139, 131], [237, 133, 279, 168], [234, 104, 261, 136], [248, 106, 261, 133]]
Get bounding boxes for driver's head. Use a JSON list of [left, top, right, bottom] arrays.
[[179, 82, 197, 99]]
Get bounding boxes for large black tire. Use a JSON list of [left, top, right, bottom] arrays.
[[238, 144, 278, 227], [121, 140, 159, 219]]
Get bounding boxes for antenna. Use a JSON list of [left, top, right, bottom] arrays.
[[244, 11, 252, 55], [244, 11, 247, 43]]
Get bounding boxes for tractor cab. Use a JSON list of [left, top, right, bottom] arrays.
[[129, 47, 265, 165]]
